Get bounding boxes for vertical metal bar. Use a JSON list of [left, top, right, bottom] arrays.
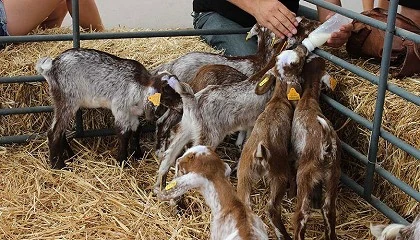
[[71, 0, 84, 136], [363, 0, 399, 199]]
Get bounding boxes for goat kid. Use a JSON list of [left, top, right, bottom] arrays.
[[154, 44, 309, 190], [157, 145, 269, 240], [370, 214, 420, 240], [154, 17, 320, 154], [155, 64, 248, 157], [36, 48, 167, 169], [236, 77, 294, 240], [289, 54, 341, 240]]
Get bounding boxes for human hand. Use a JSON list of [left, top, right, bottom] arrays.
[[251, 0, 299, 39], [325, 13, 353, 48]]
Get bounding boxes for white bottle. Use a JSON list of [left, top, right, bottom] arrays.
[[302, 13, 352, 52]]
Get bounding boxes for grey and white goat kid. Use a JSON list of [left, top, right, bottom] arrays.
[[152, 23, 280, 82], [36, 48, 166, 169], [370, 214, 420, 240], [155, 64, 248, 157], [290, 54, 341, 240], [157, 145, 269, 240]]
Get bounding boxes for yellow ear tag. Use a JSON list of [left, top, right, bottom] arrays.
[[165, 180, 177, 191], [148, 93, 161, 106], [271, 36, 276, 47], [287, 88, 301, 101], [330, 77, 337, 91], [258, 76, 270, 87]]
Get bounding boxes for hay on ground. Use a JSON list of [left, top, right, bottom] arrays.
[[0, 26, 418, 239]]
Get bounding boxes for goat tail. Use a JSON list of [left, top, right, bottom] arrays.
[[36, 57, 53, 75], [175, 82, 194, 97]]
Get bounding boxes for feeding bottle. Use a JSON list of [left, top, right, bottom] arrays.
[[301, 13, 352, 52]]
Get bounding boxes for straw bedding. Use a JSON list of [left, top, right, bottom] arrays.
[[0, 27, 418, 239]]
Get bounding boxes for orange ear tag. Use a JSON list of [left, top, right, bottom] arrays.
[[148, 93, 161, 106], [287, 88, 301, 101], [165, 180, 177, 190], [330, 77, 337, 91], [258, 76, 270, 87]]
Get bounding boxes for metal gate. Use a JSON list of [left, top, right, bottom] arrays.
[[0, 0, 419, 225]]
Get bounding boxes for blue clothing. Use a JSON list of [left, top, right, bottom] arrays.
[[192, 11, 258, 57], [0, 0, 9, 49]]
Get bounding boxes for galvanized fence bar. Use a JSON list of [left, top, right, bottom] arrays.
[[0, 75, 44, 83], [71, 0, 84, 137], [315, 49, 420, 106], [0, 29, 250, 44], [340, 173, 409, 224], [321, 94, 420, 161], [0, 106, 53, 115], [363, 0, 399, 199], [341, 141, 420, 202]]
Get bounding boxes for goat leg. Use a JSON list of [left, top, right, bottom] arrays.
[[310, 182, 323, 209], [322, 172, 339, 240], [129, 125, 143, 160], [294, 169, 317, 240], [48, 130, 67, 169], [268, 175, 292, 240], [116, 127, 132, 166]]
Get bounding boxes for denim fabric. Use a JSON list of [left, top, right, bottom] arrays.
[[192, 11, 257, 57]]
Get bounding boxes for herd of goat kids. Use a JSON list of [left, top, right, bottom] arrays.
[[33, 17, 418, 240]]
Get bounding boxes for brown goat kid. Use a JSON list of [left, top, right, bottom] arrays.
[[157, 145, 269, 240], [291, 55, 341, 240], [236, 77, 294, 240]]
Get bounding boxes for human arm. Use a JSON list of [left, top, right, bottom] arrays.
[[317, 0, 353, 48], [228, 0, 298, 39]]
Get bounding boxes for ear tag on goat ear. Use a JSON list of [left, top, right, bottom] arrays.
[[330, 77, 337, 91], [287, 88, 301, 101], [165, 180, 177, 191], [148, 93, 161, 106], [246, 31, 253, 41], [258, 76, 270, 87]]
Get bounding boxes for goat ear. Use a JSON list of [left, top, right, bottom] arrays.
[[223, 162, 231, 177], [320, 72, 337, 91], [255, 74, 275, 95], [370, 223, 386, 239], [157, 172, 197, 201], [254, 141, 271, 160]]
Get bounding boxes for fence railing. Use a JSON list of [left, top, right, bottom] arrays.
[[0, 0, 419, 225]]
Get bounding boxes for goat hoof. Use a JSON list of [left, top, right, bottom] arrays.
[[131, 149, 143, 160]]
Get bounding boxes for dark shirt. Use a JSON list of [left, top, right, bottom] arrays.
[[193, 0, 300, 27]]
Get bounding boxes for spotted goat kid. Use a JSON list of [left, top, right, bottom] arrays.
[[288, 53, 341, 240], [36, 48, 168, 169], [157, 145, 269, 240]]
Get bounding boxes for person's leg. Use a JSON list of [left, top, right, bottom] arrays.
[[192, 11, 257, 56], [399, 0, 420, 26], [66, 0, 104, 31], [3, 0, 62, 35], [362, 0, 374, 11], [378, 0, 389, 9], [40, 0, 68, 29], [400, 6, 420, 26]]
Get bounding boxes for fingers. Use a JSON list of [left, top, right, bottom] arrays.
[[326, 22, 353, 48], [254, 0, 298, 39]]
